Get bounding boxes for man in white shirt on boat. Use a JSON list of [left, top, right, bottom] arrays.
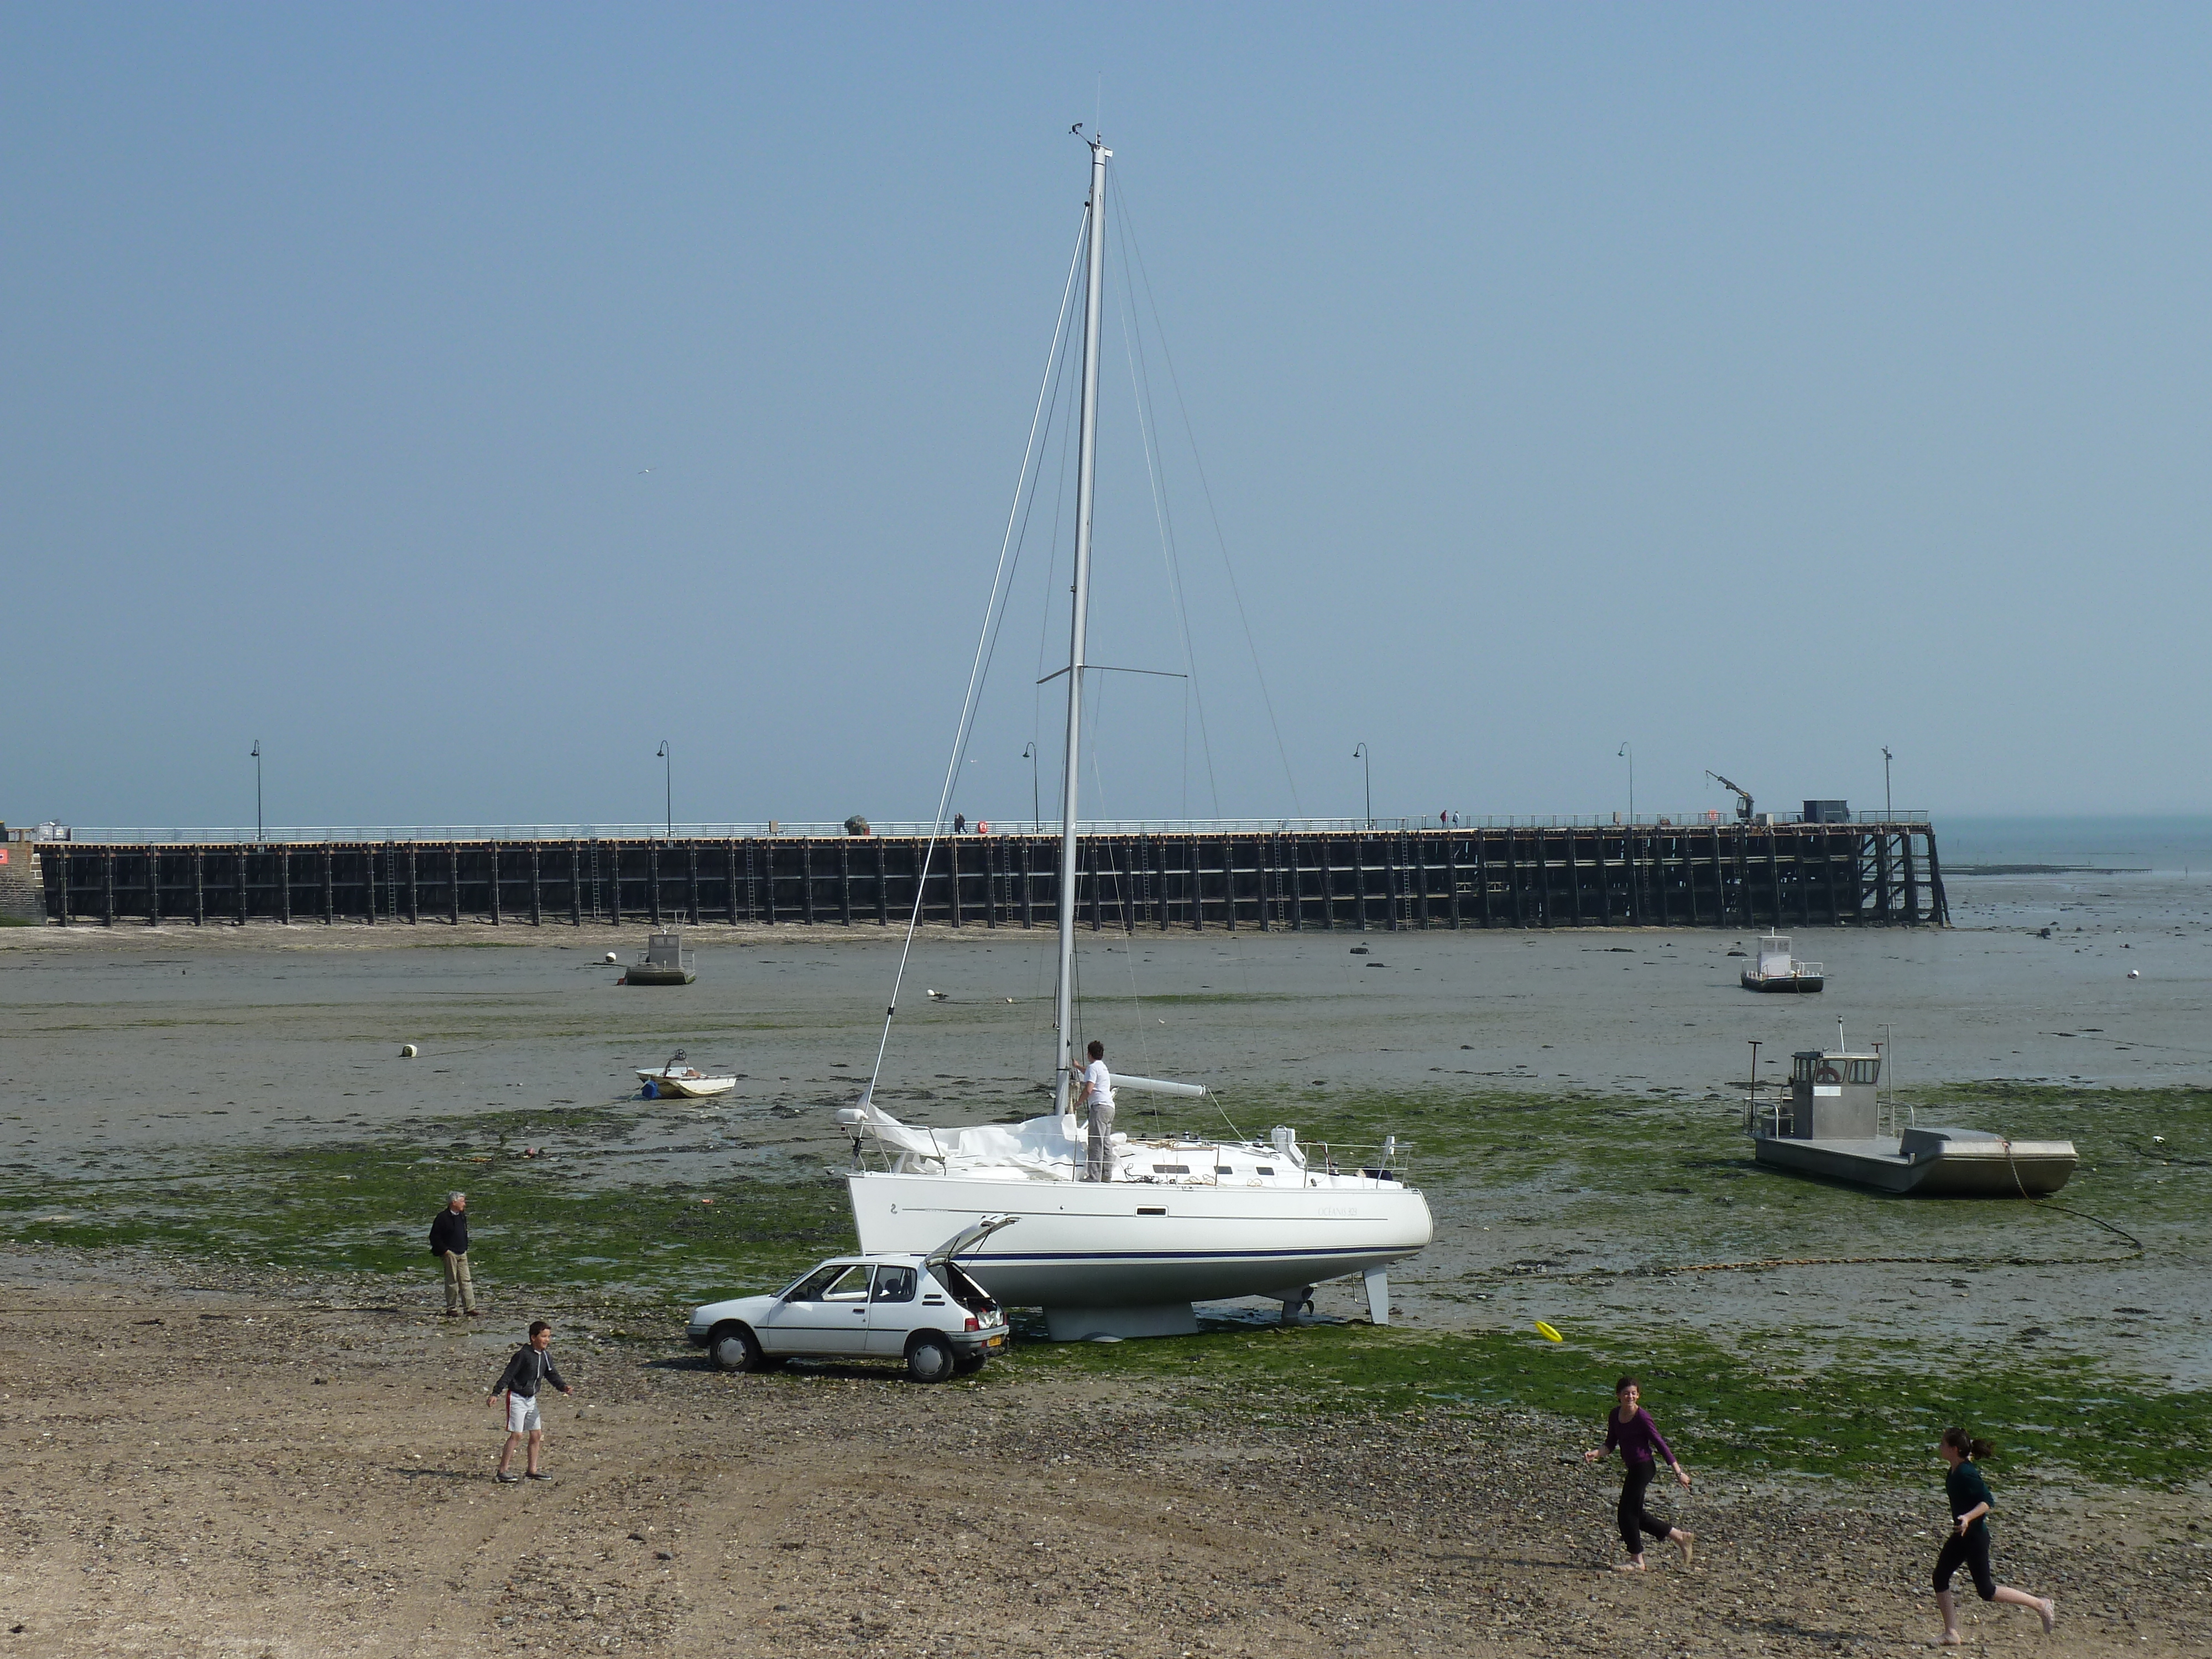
[[1070, 1039, 1115, 1181]]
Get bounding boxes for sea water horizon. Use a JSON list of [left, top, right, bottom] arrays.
[[1936, 812, 2212, 873]]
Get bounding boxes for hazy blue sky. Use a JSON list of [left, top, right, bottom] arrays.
[[7, 6, 2208, 829]]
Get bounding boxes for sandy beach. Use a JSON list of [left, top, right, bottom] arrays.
[[2, 1254, 2206, 1659]]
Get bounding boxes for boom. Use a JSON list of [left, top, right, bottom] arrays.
[[1705, 770, 1755, 822]]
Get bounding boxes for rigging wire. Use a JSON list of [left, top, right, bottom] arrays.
[[1027, 272, 1084, 782], [1109, 213, 1223, 823], [861, 207, 1089, 1113], [978, 255, 1082, 797], [1025, 358, 1082, 1014], [1112, 171, 1305, 813], [1107, 169, 1262, 998]]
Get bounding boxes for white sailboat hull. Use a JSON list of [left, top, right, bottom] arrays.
[[846, 1170, 1433, 1308]]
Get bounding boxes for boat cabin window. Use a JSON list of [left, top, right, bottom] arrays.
[[871, 1266, 917, 1303], [1791, 1055, 1817, 1083], [1847, 1058, 1880, 1085], [1256, 1166, 1275, 1176], [1214, 1165, 1234, 1175], [1152, 1164, 1191, 1175]]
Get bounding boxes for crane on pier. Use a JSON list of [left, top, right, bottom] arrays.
[[1705, 770, 1755, 822]]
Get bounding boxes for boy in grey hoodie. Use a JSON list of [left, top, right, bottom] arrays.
[[488, 1321, 573, 1482]]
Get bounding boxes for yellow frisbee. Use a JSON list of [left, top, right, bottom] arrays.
[[1533, 1321, 1564, 1343]]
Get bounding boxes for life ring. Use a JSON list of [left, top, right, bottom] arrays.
[[1814, 1064, 1841, 1085]]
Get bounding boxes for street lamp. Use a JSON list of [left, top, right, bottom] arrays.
[[251, 739, 263, 841], [1021, 742, 1040, 831], [656, 741, 672, 840], [1882, 746, 1893, 822], [1618, 742, 1634, 826], [1352, 743, 1371, 830]]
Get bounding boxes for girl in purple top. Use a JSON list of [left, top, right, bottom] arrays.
[[1582, 1375, 1695, 1571]]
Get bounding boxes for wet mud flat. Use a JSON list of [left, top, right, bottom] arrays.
[[4, 869, 2211, 1169], [4, 903, 2212, 1407], [1, 1256, 2207, 1659]]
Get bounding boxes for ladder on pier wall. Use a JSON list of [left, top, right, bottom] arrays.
[[37, 825, 1949, 931]]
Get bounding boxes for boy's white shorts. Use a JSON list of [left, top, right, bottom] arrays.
[[505, 1393, 542, 1434]]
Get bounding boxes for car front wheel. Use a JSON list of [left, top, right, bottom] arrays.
[[709, 1324, 767, 1373], [905, 1333, 956, 1384]]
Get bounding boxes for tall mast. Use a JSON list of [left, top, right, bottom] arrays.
[[1052, 134, 1110, 1117]]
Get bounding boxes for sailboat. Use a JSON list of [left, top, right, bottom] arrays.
[[836, 135, 1433, 1342]]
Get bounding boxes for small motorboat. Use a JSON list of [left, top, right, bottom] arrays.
[[1740, 932, 1823, 993], [624, 929, 696, 986], [1747, 1027, 2075, 1196], [637, 1048, 736, 1099]]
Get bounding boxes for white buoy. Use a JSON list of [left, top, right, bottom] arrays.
[[2128, 969, 2141, 979], [400, 1044, 418, 1058], [604, 951, 618, 964]]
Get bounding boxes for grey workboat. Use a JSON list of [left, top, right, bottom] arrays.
[[624, 929, 696, 987], [1747, 1029, 2076, 1196]]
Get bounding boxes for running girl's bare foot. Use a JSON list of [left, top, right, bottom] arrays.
[[1936, 1632, 1966, 1647], [1672, 1528, 1695, 1568], [2037, 1597, 2056, 1634], [1611, 1557, 1647, 1572]]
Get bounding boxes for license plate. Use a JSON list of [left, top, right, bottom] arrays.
[[985, 1334, 1005, 1348]]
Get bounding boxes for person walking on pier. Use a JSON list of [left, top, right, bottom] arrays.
[[1070, 1039, 1115, 1181], [1583, 1375, 1694, 1571], [429, 1192, 478, 1317], [1931, 1427, 2055, 1642], [488, 1321, 573, 1483]]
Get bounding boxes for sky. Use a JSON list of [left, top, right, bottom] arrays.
[[5, 5, 2209, 831]]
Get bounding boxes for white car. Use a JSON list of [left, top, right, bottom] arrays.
[[685, 1216, 1015, 1384]]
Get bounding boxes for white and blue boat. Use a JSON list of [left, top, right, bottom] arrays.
[[837, 135, 1431, 1339]]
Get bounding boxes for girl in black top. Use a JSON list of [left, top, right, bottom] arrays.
[[1933, 1427, 2054, 1644]]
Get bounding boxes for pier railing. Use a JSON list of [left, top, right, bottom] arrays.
[[49, 810, 1933, 846]]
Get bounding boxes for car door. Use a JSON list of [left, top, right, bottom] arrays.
[[759, 1262, 874, 1355], [863, 1264, 920, 1354]]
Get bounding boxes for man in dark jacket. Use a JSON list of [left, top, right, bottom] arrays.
[[429, 1192, 478, 1317], [487, 1321, 573, 1482]]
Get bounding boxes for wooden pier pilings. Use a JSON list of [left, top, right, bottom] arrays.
[[34, 824, 1947, 930]]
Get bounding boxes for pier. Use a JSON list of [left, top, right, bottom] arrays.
[[25, 818, 1947, 930]]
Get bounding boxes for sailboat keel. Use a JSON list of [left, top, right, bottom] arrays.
[[1045, 1303, 1199, 1342]]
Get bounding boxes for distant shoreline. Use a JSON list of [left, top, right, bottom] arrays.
[[1949, 863, 2151, 876]]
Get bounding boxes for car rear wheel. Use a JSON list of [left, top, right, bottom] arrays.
[[905, 1333, 956, 1384], [709, 1324, 768, 1373]]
